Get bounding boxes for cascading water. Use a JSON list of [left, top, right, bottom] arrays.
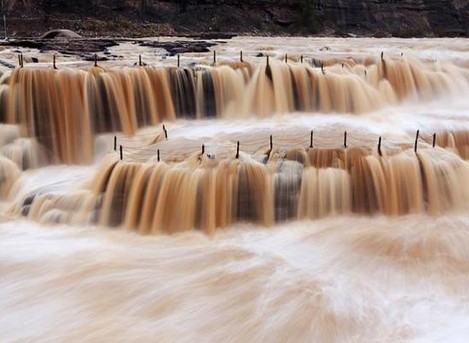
[[1, 56, 467, 163], [1, 37, 469, 342]]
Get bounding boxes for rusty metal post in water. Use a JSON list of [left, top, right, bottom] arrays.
[[344, 131, 347, 148], [119, 145, 123, 160], [378, 136, 382, 156], [432, 133, 436, 148], [236, 141, 240, 159], [113, 135, 117, 151], [310, 130, 313, 148], [414, 130, 419, 153]]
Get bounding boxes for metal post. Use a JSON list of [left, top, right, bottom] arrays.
[[432, 133, 436, 148], [310, 130, 313, 148], [119, 145, 123, 160], [236, 141, 240, 159], [343, 131, 347, 148], [378, 136, 382, 156], [414, 130, 419, 153]]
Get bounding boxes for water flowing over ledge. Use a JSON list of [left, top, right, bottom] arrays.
[[1, 56, 467, 163], [1, 37, 469, 343], [3, 141, 469, 234]]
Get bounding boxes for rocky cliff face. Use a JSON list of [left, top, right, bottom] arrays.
[[318, 0, 467, 37], [1, 0, 467, 37]]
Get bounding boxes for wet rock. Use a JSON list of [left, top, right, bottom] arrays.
[[83, 54, 109, 62], [40, 29, 82, 40], [139, 40, 217, 56], [42, 38, 118, 54], [0, 59, 15, 69], [0, 36, 119, 58], [189, 33, 236, 40], [21, 205, 31, 217], [23, 194, 36, 206]]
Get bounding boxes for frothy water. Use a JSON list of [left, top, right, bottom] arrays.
[[2, 216, 469, 342], [1, 37, 469, 342]]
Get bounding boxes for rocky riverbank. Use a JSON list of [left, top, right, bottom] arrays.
[[1, 0, 467, 39]]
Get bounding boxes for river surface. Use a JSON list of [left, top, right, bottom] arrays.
[[1, 37, 469, 342]]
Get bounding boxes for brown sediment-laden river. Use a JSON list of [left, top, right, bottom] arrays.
[[1, 37, 469, 342]]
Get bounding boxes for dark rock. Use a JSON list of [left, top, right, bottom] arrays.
[[21, 205, 31, 217], [0, 59, 15, 69], [40, 29, 82, 40], [0, 37, 119, 57], [83, 54, 109, 62], [140, 40, 217, 56], [1, 41, 43, 49], [190, 33, 236, 40], [23, 194, 36, 206]]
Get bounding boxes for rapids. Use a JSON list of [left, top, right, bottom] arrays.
[[1, 36, 469, 342]]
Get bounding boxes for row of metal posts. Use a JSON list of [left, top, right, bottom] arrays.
[[114, 128, 436, 161], [16, 50, 359, 70]]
